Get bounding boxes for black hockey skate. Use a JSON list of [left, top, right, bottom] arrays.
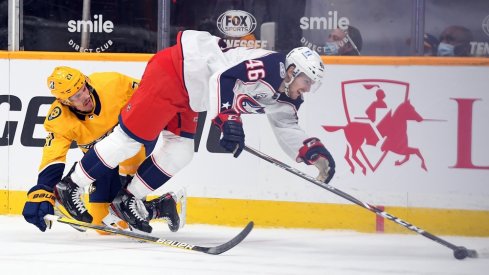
[[106, 188, 152, 233], [144, 192, 180, 232], [54, 164, 93, 223]]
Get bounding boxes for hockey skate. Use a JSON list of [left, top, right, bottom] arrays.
[[144, 192, 180, 232], [103, 189, 187, 233], [54, 163, 93, 223], [104, 188, 152, 233]]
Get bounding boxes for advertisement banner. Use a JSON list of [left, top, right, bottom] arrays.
[[1, 55, 488, 215]]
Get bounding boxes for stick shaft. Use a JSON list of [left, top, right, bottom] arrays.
[[243, 146, 462, 252]]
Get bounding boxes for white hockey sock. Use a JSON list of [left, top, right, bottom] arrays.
[[127, 174, 153, 199], [70, 162, 95, 188]]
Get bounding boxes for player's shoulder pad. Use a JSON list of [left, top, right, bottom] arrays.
[[90, 72, 138, 89], [261, 52, 286, 70], [47, 106, 62, 121], [89, 72, 125, 85], [258, 52, 287, 88], [46, 101, 65, 122], [44, 101, 77, 132]]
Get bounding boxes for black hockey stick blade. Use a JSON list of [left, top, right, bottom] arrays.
[[195, 221, 254, 255], [45, 214, 254, 255]]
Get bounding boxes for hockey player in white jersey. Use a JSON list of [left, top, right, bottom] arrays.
[[54, 30, 336, 233]]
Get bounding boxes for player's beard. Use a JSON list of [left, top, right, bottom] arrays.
[[73, 93, 95, 115], [83, 97, 94, 111]]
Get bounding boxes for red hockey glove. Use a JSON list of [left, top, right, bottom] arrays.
[[212, 110, 245, 158], [297, 137, 336, 184]]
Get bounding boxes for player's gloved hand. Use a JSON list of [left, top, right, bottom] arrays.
[[212, 110, 245, 158], [296, 137, 336, 184], [22, 185, 55, 232]]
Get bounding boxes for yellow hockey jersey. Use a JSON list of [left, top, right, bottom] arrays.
[[38, 72, 145, 187]]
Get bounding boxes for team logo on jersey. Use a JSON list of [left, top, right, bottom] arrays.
[[235, 94, 265, 114], [45, 132, 54, 147], [217, 10, 257, 38], [253, 93, 268, 99], [280, 62, 286, 78], [48, 107, 62, 121], [322, 79, 438, 175]]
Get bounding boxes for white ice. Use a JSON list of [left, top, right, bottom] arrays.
[[1, 215, 488, 275]]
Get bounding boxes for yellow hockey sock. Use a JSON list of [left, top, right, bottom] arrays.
[[88, 202, 128, 235]]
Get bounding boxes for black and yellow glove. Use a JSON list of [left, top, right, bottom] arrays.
[[22, 185, 55, 232]]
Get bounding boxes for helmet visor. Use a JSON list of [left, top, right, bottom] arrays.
[[295, 72, 323, 94]]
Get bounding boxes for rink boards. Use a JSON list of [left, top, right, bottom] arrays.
[[1, 52, 488, 236]]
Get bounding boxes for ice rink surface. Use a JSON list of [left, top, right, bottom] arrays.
[[1, 215, 488, 275]]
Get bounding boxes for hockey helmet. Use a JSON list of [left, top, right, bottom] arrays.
[[47, 66, 88, 104], [285, 47, 325, 83]]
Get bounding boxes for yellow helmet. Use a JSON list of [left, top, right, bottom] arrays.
[[47, 66, 87, 102]]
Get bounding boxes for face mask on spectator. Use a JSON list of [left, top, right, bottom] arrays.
[[324, 42, 340, 55], [437, 42, 455, 56]]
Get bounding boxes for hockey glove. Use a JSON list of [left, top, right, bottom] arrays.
[[212, 110, 245, 158], [297, 137, 336, 184], [22, 185, 55, 232]]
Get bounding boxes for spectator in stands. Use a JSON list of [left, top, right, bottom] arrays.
[[437, 25, 473, 56], [324, 25, 363, 56], [405, 33, 439, 56], [423, 33, 439, 56]]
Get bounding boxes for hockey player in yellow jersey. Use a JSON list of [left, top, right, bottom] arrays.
[[22, 66, 181, 233]]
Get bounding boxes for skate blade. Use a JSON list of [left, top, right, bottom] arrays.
[[174, 188, 187, 230], [103, 203, 152, 236], [102, 206, 126, 230]]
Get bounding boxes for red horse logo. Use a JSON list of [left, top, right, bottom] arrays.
[[323, 79, 428, 175]]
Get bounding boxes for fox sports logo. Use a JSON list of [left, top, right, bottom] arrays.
[[217, 10, 257, 38]]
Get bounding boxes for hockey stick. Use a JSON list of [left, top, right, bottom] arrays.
[[243, 145, 478, 260], [54, 203, 86, 232], [44, 214, 254, 255]]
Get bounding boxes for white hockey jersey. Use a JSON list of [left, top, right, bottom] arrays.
[[179, 30, 310, 160]]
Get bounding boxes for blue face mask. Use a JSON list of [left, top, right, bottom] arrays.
[[324, 42, 340, 55], [437, 42, 455, 56]]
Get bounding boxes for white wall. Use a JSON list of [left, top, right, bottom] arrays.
[[1, 58, 488, 211], [0, 59, 9, 191]]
